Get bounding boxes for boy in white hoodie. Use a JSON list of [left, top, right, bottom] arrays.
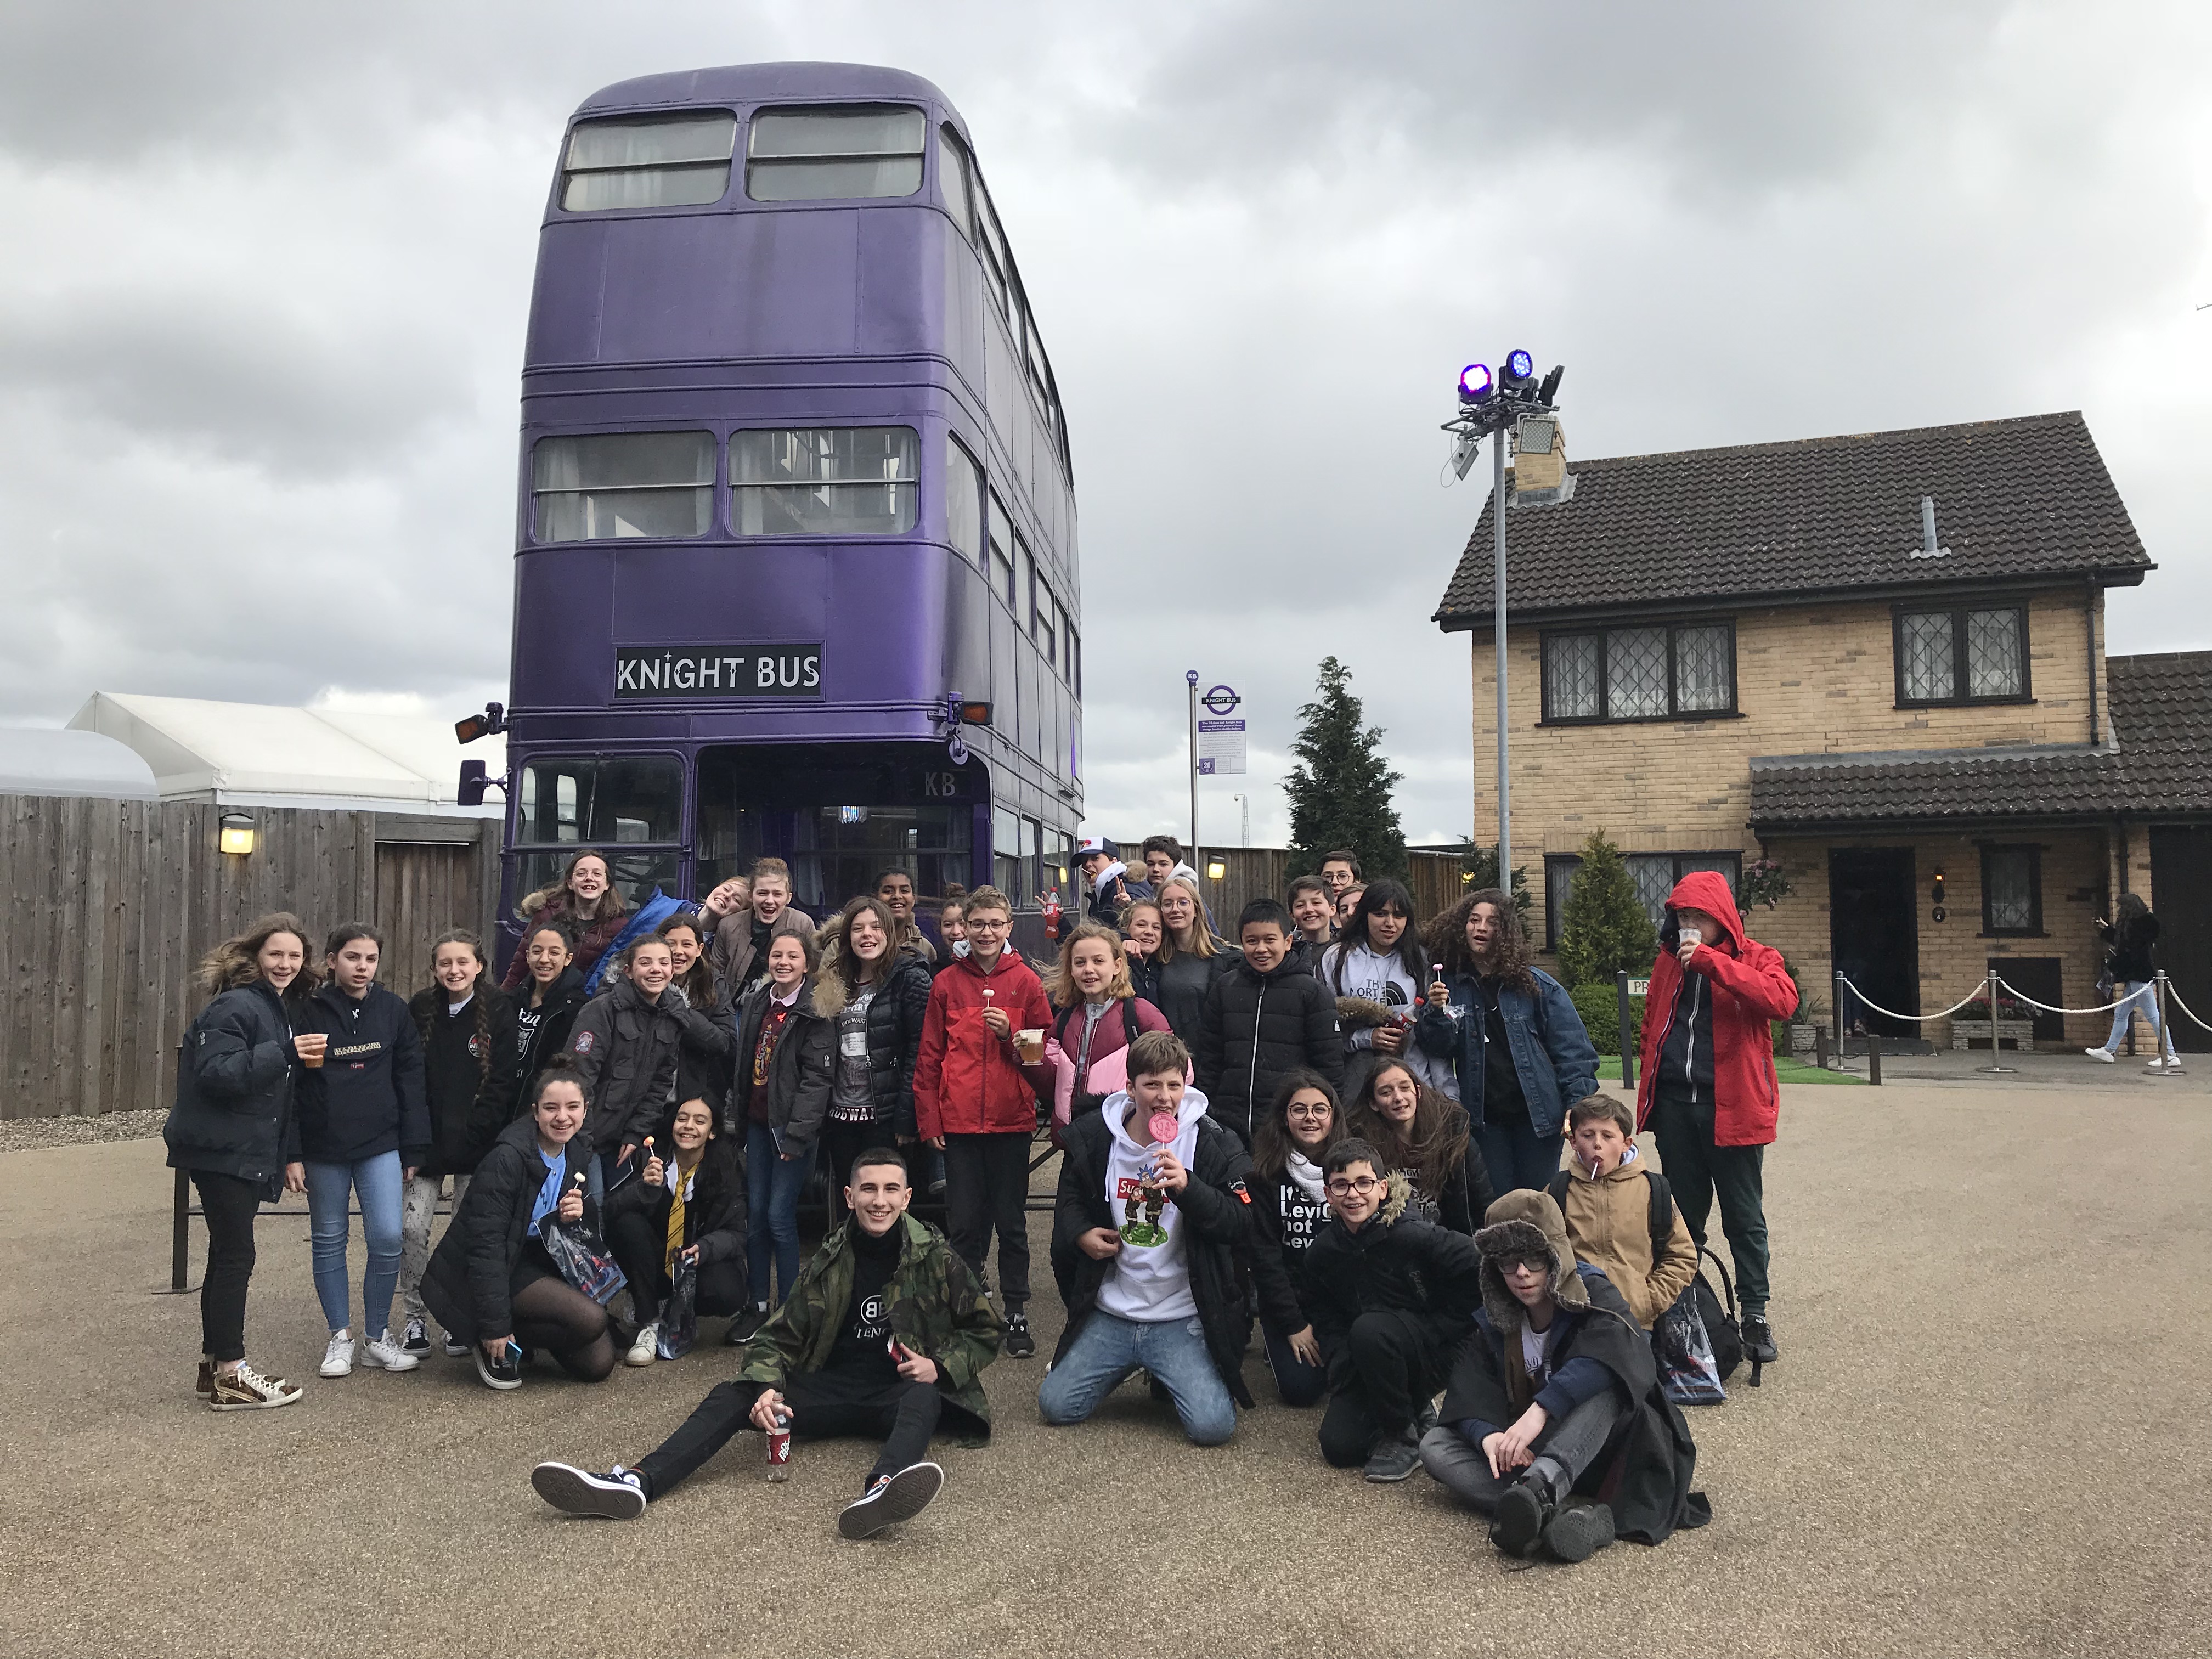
[[1039, 1030, 1257, 1445]]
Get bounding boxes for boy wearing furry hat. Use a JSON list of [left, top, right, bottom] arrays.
[[1549, 1094, 1700, 1331], [1419, 1190, 1710, 1560]]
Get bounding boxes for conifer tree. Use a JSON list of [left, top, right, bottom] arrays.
[[1555, 830, 1658, 988], [1285, 657, 1407, 879]]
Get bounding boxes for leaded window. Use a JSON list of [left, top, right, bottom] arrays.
[[1895, 605, 2029, 705], [1542, 622, 1736, 722]]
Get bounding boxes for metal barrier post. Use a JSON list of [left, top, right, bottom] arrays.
[[1866, 1030, 1882, 1085], [1979, 971, 2015, 1075], [1833, 970, 1847, 1057], [155, 1168, 196, 1295], [1615, 969, 1636, 1090], [2156, 971, 2174, 1068]]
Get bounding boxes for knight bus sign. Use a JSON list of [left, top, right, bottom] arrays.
[[613, 645, 823, 698]]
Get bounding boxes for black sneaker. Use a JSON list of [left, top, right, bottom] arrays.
[[1542, 1498, 1617, 1562], [441, 1330, 470, 1358], [1741, 1313, 1779, 1365], [532, 1462, 646, 1520], [1489, 1477, 1550, 1558], [837, 1461, 944, 1540], [1362, 1430, 1423, 1483], [1002, 1312, 1036, 1359], [726, 1305, 768, 1346], [474, 1341, 522, 1391], [400, 1316, 432, 1357]]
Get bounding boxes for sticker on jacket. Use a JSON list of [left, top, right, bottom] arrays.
[[572, 1031, 595, 1054]]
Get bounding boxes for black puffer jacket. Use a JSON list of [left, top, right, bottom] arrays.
[[1152, 942, 1240, 1047], [668, 980, 735, 1114], [1193, 958, 1345, 1144], [163, 981, 301, 1194], [605, 1134, 748, 1267], [420, 1115, 597, 1345], [566, 975, 682, 1155], [1049, 1099, 1257, 1407], [512, 966, 589, 1116], [1301, 1172, 1486, 1389], [814, 952, 935, 1138], [2098, 910, 2161, 984], [408, 986, 519, 1180], [727, 976, 836, 1155]]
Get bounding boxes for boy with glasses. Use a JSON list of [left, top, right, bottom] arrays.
[[1297, 1138, 1485, 1481]]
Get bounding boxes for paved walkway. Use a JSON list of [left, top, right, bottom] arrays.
[[2, 1079, 2205, 1658]]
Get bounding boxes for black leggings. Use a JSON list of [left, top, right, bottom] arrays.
[[510, 1272, 617, 1381], [636, 1373, 944, 1500], [192, 1170, 262, 1363], [605, 1209, 749, 1325], [942, 1132, 1031, 1312]]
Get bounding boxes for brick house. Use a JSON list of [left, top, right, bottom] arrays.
[[1434, 410, 2212, 1051]]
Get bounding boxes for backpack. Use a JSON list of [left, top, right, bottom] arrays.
[[1049, 1000, 1144, 1146]]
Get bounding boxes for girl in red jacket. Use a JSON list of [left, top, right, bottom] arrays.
[[1634, 872, 1796, 1367], [913, 887, 1053, 1358]]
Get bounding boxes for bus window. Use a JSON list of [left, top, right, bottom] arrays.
[[561, 113, 736, 211], [516, 755, 683, 845], [993, 806, 1023, 902], [945, 434, 983, 563], [1045, 828, 1073, 910], [1019, 817, 1039, 906], [989, 493, 1017, 608], [1020, 300, 1051, 408], [731, 427, 918, 535], [532, 432, 714, 543], [939, 125, 974, 241], [746, 105, 924, 202], [1065, 621, 1081, 698], [975, 189, 1010, 318]]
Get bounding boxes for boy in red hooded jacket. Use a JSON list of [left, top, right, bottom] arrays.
[[914, 887, 1054, 1360], [1634, 872, 1796, 1367]]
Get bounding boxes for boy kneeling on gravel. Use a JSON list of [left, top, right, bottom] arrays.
[[1420, 1190, 1709, 1561]]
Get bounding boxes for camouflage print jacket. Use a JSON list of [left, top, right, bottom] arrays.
[[737, 1212, 1002, 1437]]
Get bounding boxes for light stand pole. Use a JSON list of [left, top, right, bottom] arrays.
[[1491, 430, 1511, 884]]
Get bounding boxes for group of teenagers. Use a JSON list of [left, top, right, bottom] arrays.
[[164, 832, 1797, 1555]]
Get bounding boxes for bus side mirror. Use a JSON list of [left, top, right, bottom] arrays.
[[458, 759, 503, 807]]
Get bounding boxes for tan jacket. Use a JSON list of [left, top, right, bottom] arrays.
[[1556, 1155, 1698, 1330], [708, 906, 815, 996]]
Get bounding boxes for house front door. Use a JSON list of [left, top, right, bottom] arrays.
[[1829, 847, 1920, 1037], [2148, 828, 2212, 1053]]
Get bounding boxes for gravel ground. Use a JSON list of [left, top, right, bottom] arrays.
[[0, 1107, 165, 1153]]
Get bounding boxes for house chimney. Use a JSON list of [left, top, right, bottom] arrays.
[[1910, 495, 1949, 560]]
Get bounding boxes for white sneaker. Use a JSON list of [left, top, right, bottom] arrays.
[[2164, 1058, 2185, 1074], [625, 1323, 659, 1367], [2145, 1056, 2176, 1073], [320, 1331, 357, 1378], [208, 1361, 304, 1412], [358, 1328, 421, 1372], [2083, 1047, 2114, 1063]]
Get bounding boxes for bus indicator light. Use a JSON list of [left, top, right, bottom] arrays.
[[958, 701, 992, 726]]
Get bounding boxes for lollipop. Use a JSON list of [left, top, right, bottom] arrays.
[[1147, 1110, 1181, 1144]]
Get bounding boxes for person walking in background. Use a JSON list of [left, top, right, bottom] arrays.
[[1150, 875, 1239, 1049], [164, 913, 320, 1411], [814, 895, 934, 1216], [421, 1056, 617, 1390], [566, 935, 685, 1197], [293, 923, 427, 1381], [502, 851, 629, 991], [605, 1096, 749, 1363], [1246, 1069, 1347, 1408], [913, 886, 1053, 1359], [2086, 894, 2182, 1073], [708, 857, 814, 997], [511, 921, 589, 1116], [730, 929, 836, 1333], [399, 930, 517, 1359], [1417, 889, 1597, 1194], [1634, 873, 1797, 1369]]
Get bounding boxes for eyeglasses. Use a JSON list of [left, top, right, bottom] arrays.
[[1285, 1103, 1332, 1118], [1496, 1252, 1550, 1275], [1325, 1176, 1381, 1196]]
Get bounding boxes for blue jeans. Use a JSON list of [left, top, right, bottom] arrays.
[[746, 1121, 815, 1306], [303, 1150, 404, 1336], [1037, 1310, 1237, 1446], [1475, 1114, 1564, 1198], [1261, 1320, 1328, 1408], [2103, 983, 2176, 1059]]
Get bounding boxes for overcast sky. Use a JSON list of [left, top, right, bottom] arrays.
[[3, 1, 2207, 847]]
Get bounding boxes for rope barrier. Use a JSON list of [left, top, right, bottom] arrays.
[[1832, 976, 1990, 1024], [1987, 975, 2136, 1017], [2163, 977, 2212, 1034]]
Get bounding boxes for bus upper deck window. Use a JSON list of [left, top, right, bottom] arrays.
[[532, 432, 714, 543], [747, 105, 924, 202], [945, 435, 984, 563], [731, 426, 918, 536], [939, 126, 975, 240], [562, 114, 736, 211]]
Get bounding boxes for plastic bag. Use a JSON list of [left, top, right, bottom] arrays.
[[538, 1215, 627, 1306], [657, 1250, 698, 1359], [1654, 1280, 1728, 1406]]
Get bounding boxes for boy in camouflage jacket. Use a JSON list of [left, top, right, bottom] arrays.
[[531, 1147, 1002, 1538]]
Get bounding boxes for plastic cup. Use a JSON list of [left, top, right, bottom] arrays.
[[1017, 1028, 1045, 1064]]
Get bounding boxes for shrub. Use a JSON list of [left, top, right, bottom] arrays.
[[1571, 981, 1643, 1058], [1556, 831, 1658, 988]]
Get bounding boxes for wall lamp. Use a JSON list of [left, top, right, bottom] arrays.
[[1206, 859, 1227, 881], [218, 811, 257, 856]]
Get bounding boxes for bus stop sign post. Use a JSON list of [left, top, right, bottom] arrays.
[[1185, 670, 1199, 860]]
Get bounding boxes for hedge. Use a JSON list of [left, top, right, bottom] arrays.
[[1571, 982, 1643, 1058]]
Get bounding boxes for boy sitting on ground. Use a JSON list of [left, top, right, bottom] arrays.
[[1299, 1139, 1485, 1481], [531, 1148, 1001, 1539], [1547, 1094, 1699, 1331], [1419, 1190, 1709, 1560], [1038, 1030, 1256, 1445]]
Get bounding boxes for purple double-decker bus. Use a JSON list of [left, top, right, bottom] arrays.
[[492, 63, 1083, 960]]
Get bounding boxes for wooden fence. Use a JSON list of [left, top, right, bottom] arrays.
[[1114, 845, 1469, 935], [1, 796, 499, 1120]]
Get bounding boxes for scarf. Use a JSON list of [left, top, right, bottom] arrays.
[[664, 1157, 697, 1272]]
